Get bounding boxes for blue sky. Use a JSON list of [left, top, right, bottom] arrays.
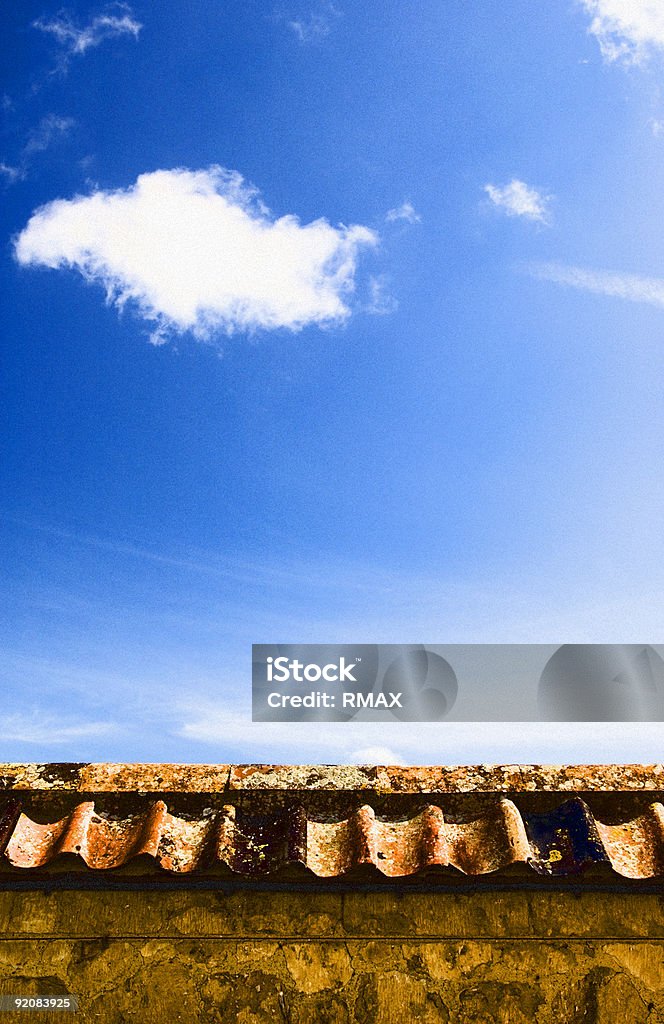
[[3, 1, 664, 765]]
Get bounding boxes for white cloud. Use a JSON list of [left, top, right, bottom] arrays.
[[34, 2, 141, 67], [3, 713, 114, 744], [529, 261, 664, 308], [385, 200, 421, 224], [580, 0, 664, 64], [484, 179, 552, 224], [346, 746, 408, 765], [14, 165, 378, 343]]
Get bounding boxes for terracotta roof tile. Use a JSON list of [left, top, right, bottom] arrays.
[[1, 765, 664, 881], [2, 795, 664, 879]]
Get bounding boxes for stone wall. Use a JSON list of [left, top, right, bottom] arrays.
[[0, 887, 663, 1022]]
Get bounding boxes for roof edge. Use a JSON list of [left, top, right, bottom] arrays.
[[0, 763, 662, 794]]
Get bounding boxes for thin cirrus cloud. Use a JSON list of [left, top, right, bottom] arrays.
[[23, 114, 75, 156], [529, 261, 664, 308], [0, 162, 22, 184], [285, 3, 342, 44], [580, 0, 664, 64], [484, 179, 552, 224], [0, 114, 75, 183], [14, 165, 379, 343], [3, 713, 114, 744], [34, 2, 142, 66]]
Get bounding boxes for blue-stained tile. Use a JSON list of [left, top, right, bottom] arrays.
[[522, 798, 609, 876]]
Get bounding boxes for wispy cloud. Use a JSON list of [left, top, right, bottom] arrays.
[[529, 261, 664, 308], [178, 700, 664, 765], [285, 3, 342, 43], [3, 713, 114, 744], [14, 165, 378, 343], [580, 0, 664, 64], [7, 512, 664, 761], [178, 700, 460, 765], [385, 200, 421, 225], [34, 2, 142, 69], [365, 274, 398, 315], [0, 162, 22, 184], [0, 114, 74, 184], [24, 114, 76, 155], [484, 179, 552, 224]]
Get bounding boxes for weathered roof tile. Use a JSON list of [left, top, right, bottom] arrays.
[[2, 795, 664, 879], [2, 764, 664, 880]]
